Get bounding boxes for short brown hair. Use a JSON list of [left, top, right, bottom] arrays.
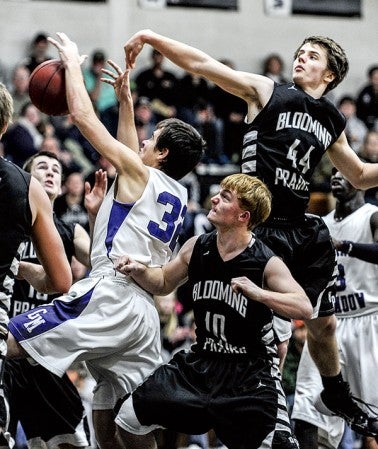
[[220, 174, 271, 230], [294, 36, 349, 94]]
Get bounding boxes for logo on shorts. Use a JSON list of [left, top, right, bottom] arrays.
[[23, 308, 48, 333]]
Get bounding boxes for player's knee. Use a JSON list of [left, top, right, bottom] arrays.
[[305, 314, 337, 341]]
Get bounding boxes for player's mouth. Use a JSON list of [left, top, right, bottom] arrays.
[[294, 65, 305, 72]]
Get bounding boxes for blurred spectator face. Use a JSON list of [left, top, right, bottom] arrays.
[[40, 137, 61, 155], [363, 131, 378, 161], [65, 172, 84, 196], [33, 37, 49, 59], [369, 68, 378, 90], [12, 66, 30, 94], [267, 57, 283, 75], [339, 99, 356, 119], [134, 97, 153, 124], [23, 103, 41, 126]]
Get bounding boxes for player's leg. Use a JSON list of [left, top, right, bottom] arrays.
[[93, 409, 124, 449], [305, 314, 339, 377], [117, 427, 157, 449]]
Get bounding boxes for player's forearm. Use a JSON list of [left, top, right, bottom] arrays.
[[137, 30, 212, 76], [18, 262, 67, 294], [260, 291, 313, 320], [117, 97, 139, 153], [65, 61, 95, 128], [337, 240, 378, 264]]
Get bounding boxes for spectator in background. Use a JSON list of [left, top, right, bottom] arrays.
[[22, 32, 52, 74], [39, 135, 82, 176], [193, 99, 227, 165], [54, 171, 89, 232], [133, 96, 156, 145], [262, 53, 288, 84], [50, 114, 99, 167], [9, 65, 31, 120], [356, 65, 378, 131], [359, 130, 378, 206], [135, 48, 178, 121], [3, 102, 44, 167], [83, 50, 119, 137], [176, 72, 211, 126], [210, 59, 247, 163], [338, 95, 368, 153]]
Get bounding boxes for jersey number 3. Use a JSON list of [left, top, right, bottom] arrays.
[[148, 191, 187, 251]]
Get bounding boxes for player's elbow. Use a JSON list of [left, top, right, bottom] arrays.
[[297, 296, 313, 320]]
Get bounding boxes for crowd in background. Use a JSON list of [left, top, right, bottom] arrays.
[[1, 31, 377, 449]]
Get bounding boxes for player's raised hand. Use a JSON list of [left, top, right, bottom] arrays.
[[48, 32, 87, 66], [101, 60, 132, 104], [124, 29, 151, 69], [84, 169, 107, 219]]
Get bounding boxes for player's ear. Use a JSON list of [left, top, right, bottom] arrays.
[[324, 70, 335, 84], [240, 210, 250, 221], [157, 147, 169, 162]]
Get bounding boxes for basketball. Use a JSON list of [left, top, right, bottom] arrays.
[[29, 59, 69, 116]]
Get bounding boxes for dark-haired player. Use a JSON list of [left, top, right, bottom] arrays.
[[124, 30, 378, 438], [6, 33, 206, 449]]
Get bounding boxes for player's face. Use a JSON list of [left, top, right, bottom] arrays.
[[330, 170, 356, 201], [207, 187, 245, 228], [30, 155, 62, 201], [139, 128, 163, 168], [292, 43, 333, 91]]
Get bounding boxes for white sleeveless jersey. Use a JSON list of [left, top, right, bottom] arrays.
[[323, 203, 378, 317], [90, 167, 188, 277]]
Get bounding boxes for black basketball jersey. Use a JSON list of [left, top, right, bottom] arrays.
[[10, 216, 75, 317], [241, 83, 346, 219], [188, 231, 277, 360], [0, 158, 32, 335]]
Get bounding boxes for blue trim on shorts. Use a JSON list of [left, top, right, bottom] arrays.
[[8, 286, 95, 341]]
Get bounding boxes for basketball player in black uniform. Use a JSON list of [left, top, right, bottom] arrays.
[[115, 173, 312, 449], [124, 31, 378, 439], [0, 82, 72, 444], [5, 151, 92, 449]]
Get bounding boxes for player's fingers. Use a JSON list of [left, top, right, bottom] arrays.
[[100, 77, 114, 86], [107, 59, 123, 75], [101, 68, 116, 79]]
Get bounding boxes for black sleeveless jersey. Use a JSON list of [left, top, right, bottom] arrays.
[[10, 216, 75, 317], [0, 158, 32, 334], [188, 230, 277, 359], [241, 83, 346, 219]]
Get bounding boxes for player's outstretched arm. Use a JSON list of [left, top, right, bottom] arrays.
[[125, 29, 273, 108], [48, 33, 148, 190], [101, 62, 139, 154]]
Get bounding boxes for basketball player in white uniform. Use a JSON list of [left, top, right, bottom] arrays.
[[6, 33, 205, 449], [292, 168, 378, 449]]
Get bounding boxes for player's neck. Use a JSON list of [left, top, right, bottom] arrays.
[[216, 230, 253, 261]]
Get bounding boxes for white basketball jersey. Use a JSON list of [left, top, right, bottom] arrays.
[[90, 167, 188, 277], [323, 203, 378, 317]]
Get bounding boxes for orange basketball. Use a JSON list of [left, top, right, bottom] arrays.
[[29, 59, 69, 116]]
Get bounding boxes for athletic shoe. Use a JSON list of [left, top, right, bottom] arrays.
[[315, 383, 378, 437]]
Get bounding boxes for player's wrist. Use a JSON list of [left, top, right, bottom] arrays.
[[340, 240, 353, 256]]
